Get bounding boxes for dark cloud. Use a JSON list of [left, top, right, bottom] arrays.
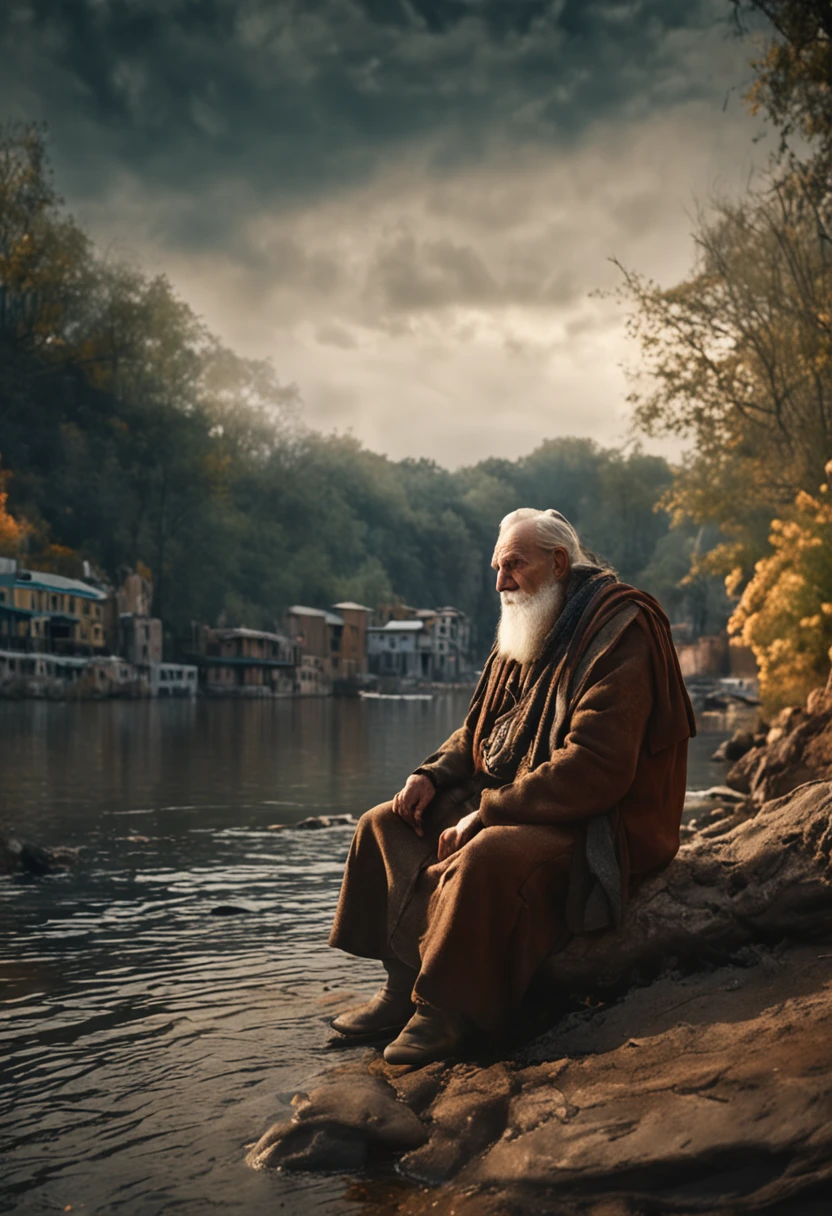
[[0, 0, 745, 248], [367, 230, 498, 312], [0, 0, 767, 464]]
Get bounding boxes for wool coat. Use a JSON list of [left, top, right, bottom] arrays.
[[329, 579, 695, 1031]]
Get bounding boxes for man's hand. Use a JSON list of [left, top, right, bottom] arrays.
[[437, 809, 482, 862], [392, 773, 435, 837]]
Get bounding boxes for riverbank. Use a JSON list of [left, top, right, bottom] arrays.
[[283, 940, 831, 1214], [0, 654, 476, 701], [245, 674, 832, 1213], [249, 776, 832, 1213]]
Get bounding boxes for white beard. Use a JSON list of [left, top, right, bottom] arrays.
[[497, 581, 566, 665]]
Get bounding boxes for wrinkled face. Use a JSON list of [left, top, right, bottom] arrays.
[[493, 520, 571, 663], [491, 520, 569, 597]]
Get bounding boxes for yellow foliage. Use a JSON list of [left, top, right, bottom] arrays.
[[729, 483, 832, 713], [0, 489, 29, 557]]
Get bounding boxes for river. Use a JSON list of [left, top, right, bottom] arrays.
[[0, 696, 739, 1215]]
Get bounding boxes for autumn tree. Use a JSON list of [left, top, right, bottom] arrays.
[[729, 471, 832, 710], [0, 465, 28, 557], [617, 170, 832, 572]]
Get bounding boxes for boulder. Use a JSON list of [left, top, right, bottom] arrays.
[[0, 833, 79, 876], [537, 780, 832, 999], [267, 814, 356, 831], [711, 728, 756, 763], [727, 678, 832, 805], [246, 1074, 426, 1171]]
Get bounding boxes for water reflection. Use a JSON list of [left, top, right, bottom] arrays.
[[0, 697, 738, 1215]]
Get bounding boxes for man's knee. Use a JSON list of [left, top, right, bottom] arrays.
[[354, 800, 402, 847], [359, 800, 395, 828]]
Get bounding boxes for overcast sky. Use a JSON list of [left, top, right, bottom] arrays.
[[1, 0, 770, 466]]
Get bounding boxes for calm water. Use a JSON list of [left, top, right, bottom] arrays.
[[0, 697, 735, 1215]]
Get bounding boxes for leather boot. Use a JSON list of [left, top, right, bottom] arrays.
[[382, 1003, 469, 1066], [330, 959, 417, 1040]]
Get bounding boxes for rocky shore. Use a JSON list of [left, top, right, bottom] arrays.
[[247, 684, 832, 1214]]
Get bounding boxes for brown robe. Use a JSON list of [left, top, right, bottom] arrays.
[[329, 581, 695, 1031]]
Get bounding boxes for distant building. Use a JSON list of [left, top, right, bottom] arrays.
[[367, 604, 471, 681], [675, 632, 729, 679], [0, 650, 89, 694], [192, 626, 298, 696], [422, 606, 470, 681], [296, 654, 332, 696], [0, 651, 143, 698], [148, 663, 198, 698], [285, 605, 341, 678], [117, 570, 153, 618], [367, 619, 425, 679], [80, 656, 140, 696], [120, 614, 163, 667], [0, 559, 108, 655], [331, 602, 371, 677]]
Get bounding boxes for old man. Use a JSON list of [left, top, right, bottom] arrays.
[[329, 508, 695, 1066]]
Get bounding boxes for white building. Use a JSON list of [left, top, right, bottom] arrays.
[[368, 605, 471, 681], [149, 663, 198, 698], [367, 620, 425, 678]]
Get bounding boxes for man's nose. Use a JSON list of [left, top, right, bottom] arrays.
[[496, 567, 517, 592]]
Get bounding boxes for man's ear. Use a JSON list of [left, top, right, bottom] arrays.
[[552, 546, 570, 581]]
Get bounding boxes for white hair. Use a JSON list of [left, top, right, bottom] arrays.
[[496, 507, 599, 572]]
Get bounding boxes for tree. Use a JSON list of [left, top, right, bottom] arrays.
[[734, 1, 832, 179], [0, 120, 91, 352], [0, 465, 28, 557], [728, 473, 832, 711], [617, 166, 832, 578]]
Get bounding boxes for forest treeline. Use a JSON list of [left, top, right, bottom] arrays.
[[0, 124, 724, 655]]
